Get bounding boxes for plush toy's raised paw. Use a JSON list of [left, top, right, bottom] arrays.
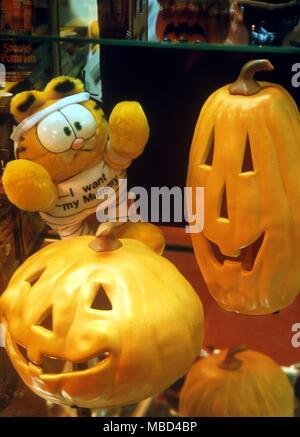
[[3, 160, 57, 212], [106, 101, 149, 168]]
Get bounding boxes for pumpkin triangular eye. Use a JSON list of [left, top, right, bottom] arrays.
[[25, 268, 45, 287], [16, 343, 28, 361], [91, 285, 112, 311], [35, 306, 53, 332], [203, 128, 214, 166], [241, 134, 254, 173], [219, 184, 229, 219]]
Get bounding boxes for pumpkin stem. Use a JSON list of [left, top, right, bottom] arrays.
[[88, 222, 122, 252], [229, 60, 274, 96], [219, 344, 247, 371]]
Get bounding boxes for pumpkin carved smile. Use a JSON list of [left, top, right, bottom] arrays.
[[14, 341, 110, 376], [163, 21, 206, 42], [206, 233, 265, 271]]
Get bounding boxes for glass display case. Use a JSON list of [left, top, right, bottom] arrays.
[[0, 0, 300, 419]]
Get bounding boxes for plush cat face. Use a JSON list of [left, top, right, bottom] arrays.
[[11, 77, 107, 183]]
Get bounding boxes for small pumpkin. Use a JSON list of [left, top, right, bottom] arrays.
[[179, 345, 294, 417], [0, 227, 204, 408], [187, 59, 300, 315]]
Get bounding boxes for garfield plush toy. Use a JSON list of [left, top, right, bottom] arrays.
[[3, 76, 164, 252]]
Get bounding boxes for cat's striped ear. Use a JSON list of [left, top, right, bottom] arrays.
[[44, 76, 85, 100], [10, 91, 46, 123]]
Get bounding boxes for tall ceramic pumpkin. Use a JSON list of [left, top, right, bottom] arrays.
[[187, 59, 300, 315]]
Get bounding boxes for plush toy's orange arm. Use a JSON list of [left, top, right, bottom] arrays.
[[104, 101, 149, 170], [2, 159, 57, 212]]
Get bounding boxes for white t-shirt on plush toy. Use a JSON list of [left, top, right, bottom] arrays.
[[40, 160, 126, 238]]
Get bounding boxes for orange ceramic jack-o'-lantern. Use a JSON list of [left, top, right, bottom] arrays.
[[179, 345, 294, 417], [188, 59, 300, 315], [0, 227, 204, 408]]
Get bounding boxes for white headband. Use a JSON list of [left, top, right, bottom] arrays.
[[11, 92, 90, 143]]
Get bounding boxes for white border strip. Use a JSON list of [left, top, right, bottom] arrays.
[[0, 323, 6, 347]]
